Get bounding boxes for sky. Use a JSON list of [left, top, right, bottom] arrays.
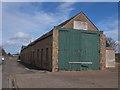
[[1, 2, 118, 54]]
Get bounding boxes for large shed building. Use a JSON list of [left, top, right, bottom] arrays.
[[20, 12, 106, 72]]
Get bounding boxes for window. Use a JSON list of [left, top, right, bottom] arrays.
[[73, 21, 88, 30]]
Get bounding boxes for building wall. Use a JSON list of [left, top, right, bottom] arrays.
[[20, 31, 53, 71], [20, 29, 106, 72], [20, 45, 34, 65], [61, 13, 98, 31], [100, 34, 106, 70], [34, 35, 53, 70], [106, 48, 115, 68], [20, 12, 106, 72], [52, 29, 59, 72]]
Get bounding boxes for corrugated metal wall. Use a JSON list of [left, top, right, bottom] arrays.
[[58, 28, 100, 71]]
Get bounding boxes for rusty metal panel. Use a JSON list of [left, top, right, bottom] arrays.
[[58, 28, 100, 71]]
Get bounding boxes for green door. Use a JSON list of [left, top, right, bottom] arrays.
[[58, 28, 100, 71]]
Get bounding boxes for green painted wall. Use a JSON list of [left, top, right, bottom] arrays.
[[58, 28, 100, 71]]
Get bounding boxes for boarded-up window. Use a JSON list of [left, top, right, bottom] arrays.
[[41, 49, 43, 67], [37, 49, 39, 64], [46, 48, 49, 68], [46, 48, 48, 61], [33, 51, 35, 65], [73, 21, 88, 30], [37, 49, 39, 58]]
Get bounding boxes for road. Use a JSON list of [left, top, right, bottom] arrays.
[[2, 57, 119, 89], [2, 58, 34, 88], [0, 65, 2, 90]]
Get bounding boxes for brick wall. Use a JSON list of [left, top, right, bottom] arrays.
[[100, 34, 106, 70], [20, 31, 53, 71]]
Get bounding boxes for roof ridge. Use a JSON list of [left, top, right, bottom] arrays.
[[57, 11, 99, 30]]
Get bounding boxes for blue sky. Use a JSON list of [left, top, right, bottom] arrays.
[[2, 2, 118, 54]]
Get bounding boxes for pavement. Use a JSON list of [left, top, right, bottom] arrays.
[[10, 69, 118, 88], [2, 57, 119, 89]]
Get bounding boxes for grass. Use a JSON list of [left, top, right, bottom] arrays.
[[115, 57, 120, 62]]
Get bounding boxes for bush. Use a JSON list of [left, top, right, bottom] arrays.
[[115, 57, 120, 62]]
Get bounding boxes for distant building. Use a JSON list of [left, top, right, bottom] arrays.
[[20, 12, 106, 72]]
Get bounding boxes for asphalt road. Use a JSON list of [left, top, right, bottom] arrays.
[[2, 57, 119, 88], [2, 58, 33, 88], [14, 68, 118, 88], [0, 65, 2, 90]]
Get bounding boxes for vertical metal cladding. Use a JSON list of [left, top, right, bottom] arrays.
[[58, 28, 101, 71]]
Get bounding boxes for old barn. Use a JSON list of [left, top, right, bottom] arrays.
[[20, 12, 106, 72]]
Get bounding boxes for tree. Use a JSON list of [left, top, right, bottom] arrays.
[[106, 37, 118, 51], [8, 53, 12, 56], [0, 47, 7, 56]]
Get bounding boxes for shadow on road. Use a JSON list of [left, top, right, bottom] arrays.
[[18, 61, 49, 71]]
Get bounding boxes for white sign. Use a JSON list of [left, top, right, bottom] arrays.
[[73, 21, 88, 30], [68, 62, 93, 64]]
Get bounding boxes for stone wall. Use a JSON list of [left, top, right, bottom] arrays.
[[100, 34, 106, 70], [52, 29, 59, 72], [20, 31, 53, 71]]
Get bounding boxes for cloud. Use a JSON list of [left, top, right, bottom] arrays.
[[1, 0, 119, 2], [3, 32, 32, 54], [1, 0, 82, 2], [96, 15, 118, 41], [10, 32, 32, 41], [3, 2, 75, 34], [4, 32, 31, 46], [0, 3, 2, 46], [2, 2, 76, 53], [97, 15, 119, 52], [57, 2, 75, 13]]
